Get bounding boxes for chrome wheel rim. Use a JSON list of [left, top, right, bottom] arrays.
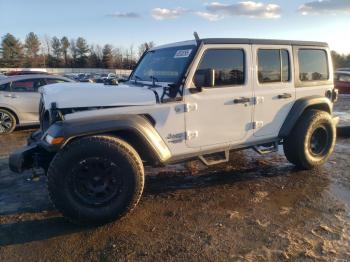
[[0, 111, 14, 134]]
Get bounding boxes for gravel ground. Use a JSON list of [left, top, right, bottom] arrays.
[[0, 97, 349, 261]]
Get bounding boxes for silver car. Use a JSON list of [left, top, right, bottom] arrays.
[[0, 74, 74, 134]]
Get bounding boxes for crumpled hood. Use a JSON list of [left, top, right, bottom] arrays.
[[41, 82, 157, 109]]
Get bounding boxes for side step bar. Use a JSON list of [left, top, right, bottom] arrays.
[[199, 150, 230, 166], [253, 141, 279, 155]]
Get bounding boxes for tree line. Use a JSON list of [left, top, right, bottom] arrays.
[[331, 51, 350, 70], [0, 32, 155, 69], [1, 32, 349, 70]]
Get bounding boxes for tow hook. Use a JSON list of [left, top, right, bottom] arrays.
[[30, 153, 45, 179]]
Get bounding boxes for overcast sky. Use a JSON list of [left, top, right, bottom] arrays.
[[1, 0, 350, 54]]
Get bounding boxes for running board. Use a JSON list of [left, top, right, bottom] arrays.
[[253, 141, 279, 155], [199, 150, 230, 166]]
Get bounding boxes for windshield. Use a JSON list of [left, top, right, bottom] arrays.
[[131, 45, 196, 84]]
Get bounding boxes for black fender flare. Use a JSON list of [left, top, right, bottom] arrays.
[[45, 114, 171, 163], [279, 95, 332, 138]]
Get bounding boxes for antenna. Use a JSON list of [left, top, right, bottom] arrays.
[[194, 32, 200, 45]]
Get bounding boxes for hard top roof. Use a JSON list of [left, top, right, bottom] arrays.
[[153, 38, 328, 50]]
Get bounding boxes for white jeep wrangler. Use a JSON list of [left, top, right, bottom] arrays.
[[10, 36, 339, 225]]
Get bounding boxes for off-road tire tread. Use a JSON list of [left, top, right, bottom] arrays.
[[47, 135, 144, 226], [283, 109, 336, 170]]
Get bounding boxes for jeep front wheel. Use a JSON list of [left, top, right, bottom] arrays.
[[47, 136, 144, 226], [283, 109, 336, 170]]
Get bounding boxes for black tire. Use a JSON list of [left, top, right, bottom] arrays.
[[47, 136, 144, 226], [283, 109, 336, 170], [0, 109, 16, 134]]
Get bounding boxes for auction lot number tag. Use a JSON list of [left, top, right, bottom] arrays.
[[174, 49, 192, 58]]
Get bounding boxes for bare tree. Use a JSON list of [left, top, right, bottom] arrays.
[[138, 41, 155, 58]]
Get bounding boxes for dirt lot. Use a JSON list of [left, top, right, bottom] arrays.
[[0, 97, 350, 261]]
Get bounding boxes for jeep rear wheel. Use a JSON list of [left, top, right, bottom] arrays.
[[47, 136, 144, 226], [0, 109, 16, 134], [283, 109, 336, 170]]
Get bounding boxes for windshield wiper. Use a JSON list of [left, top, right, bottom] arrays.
[[133, 75, 143, 84], [150, 76, 159, 87]]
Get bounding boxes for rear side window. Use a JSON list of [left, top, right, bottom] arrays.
[[197, 49, 245, 87], [11, 79, 45, 92], [298, 49, 329, 81], [0, 83, 10, 91], [258, 49, 290, 83]]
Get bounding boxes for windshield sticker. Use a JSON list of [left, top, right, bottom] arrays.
[[174, 49, 192, 59]]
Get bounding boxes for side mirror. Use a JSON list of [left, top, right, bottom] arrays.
[[193, 69, 215, 91]]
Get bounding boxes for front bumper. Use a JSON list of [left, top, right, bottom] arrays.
[[9, 144, 41, 173], [9, 131, 54, 174]]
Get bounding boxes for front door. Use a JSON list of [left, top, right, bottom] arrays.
[[252, 45, 296, 138], [10, 78, 43, 123], [185, 45, 253, 149]]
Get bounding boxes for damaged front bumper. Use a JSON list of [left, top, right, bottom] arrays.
[[9, 131, 55, 174]]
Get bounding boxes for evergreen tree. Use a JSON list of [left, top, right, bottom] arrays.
[[1, 33, 23, 67], [24, 32, 41, 67], [102, 44, 114, 68], [76, 37, 89, 67], [60, 36, 70, 66]]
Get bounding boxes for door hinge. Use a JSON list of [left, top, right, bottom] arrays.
[[253, 96, 265, 105], [186, 131, 198, 140], [253, 121, 264, 129], [184, 103, 198, 112]]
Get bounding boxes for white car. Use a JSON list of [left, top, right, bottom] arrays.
[[10, 37, 338, 226], [0, 75, 73, 133]]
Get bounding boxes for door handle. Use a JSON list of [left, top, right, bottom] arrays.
[[4, 94, 12, 98], [277, 93, 292, 99], [233, 97, 251, 104]]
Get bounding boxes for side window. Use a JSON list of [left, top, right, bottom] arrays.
[[0, 83, 10, 92], [298, 49, 329, 81], [196, 49, 245, 87], [258, 49, 290, 83], [11, 79, 44, 92], [46, 78, 68, 84]]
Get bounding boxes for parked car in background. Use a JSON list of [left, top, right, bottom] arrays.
[[5, 70, 49, 76], [0, 74, 74, 134], [337, 68, 350, 72], [334, 71, 350, 94]]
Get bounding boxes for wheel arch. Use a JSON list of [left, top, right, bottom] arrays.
[[0, 106, 19, 124], [48, 114, 171, 166], [279, 96, 333, 138]]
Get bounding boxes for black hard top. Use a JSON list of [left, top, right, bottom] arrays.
[[201, 38, 328, 47]]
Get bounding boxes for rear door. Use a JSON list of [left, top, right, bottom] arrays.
[[252, 45, 295, 138], [9, 78, 45, 123]]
